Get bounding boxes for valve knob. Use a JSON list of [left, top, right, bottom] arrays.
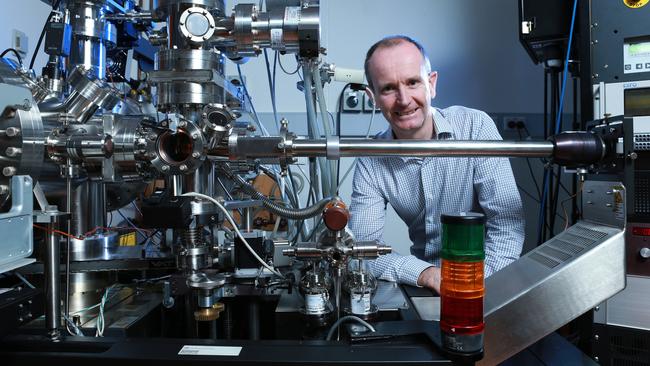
[[323, 200, 349, 231]]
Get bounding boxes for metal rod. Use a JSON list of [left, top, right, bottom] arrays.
[[292, 139, 554, 158], [64, 165, 72, 334], [45, 220, 61, 341]]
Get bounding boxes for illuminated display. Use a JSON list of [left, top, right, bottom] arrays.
[[632, 227, 650, 236]]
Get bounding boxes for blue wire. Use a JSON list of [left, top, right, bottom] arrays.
[[537, 0, 579, 245]]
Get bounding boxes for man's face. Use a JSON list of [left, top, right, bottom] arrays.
[[366, 42, 437, 139]]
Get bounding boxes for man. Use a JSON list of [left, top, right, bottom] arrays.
[[349, 35, 524, 293]]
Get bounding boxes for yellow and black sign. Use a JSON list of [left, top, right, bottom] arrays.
[[624, 0, 649, 8]]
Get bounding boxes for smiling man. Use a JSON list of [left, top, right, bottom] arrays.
[[349, 35, 525, 293]]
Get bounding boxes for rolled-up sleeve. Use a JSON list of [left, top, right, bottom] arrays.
[[349, 158, 433, 286]]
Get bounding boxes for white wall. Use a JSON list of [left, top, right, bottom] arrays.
[[0, 1, 52, 71]]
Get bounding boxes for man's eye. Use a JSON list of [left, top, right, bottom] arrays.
[[408, 80, 420, 86]]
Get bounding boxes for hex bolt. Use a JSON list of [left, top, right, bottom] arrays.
[[161, 165, 170, 172], [5, 147, 22, 157], [192, 152, 200, 158], [6, 127, 21, 137], [3, 166, 17, 177], [180, 164, 188, 172], [277, 142, 285, 149]]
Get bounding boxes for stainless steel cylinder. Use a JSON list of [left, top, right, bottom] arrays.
[[70, 180, 90, 237], [65, 66, 120, 123], [290, 139, 555, 158], [170, 174, 184, 196], [157, 82, 224, 107], [232, 1, 320, 57], [69, 230, 120, 261], [45, 222, 61, 338], [67, 272, 117, 314], [0, 60, 45, 206], [66, 0, 117, 79], [154, 49, 225, 109], [88, 181, 106, 228], [156, 49, 224, 71]]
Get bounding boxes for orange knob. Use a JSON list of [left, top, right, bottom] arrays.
[[323, 200, 349, 231]]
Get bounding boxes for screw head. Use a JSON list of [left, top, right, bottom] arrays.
[[179, 164, 188, 172], [2, 166, 17, 177], [192, 152, 200, 158], [6, 127, 21, 137], [161, 165, 170, 172], [5, 147, 21, 157]]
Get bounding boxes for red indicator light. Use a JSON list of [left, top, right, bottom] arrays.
[[632, 227, 650, 236]]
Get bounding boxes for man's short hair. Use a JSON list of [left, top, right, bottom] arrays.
[[364, 35, 432, 91]]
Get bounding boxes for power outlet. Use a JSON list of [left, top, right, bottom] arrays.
[[363, 93, 375, 112], [503, 116, 527, 131], [12, 30, 28, 55], [343, 90, 362, 112]]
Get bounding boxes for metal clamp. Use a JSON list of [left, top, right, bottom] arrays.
[[326, 136, 340, 160]]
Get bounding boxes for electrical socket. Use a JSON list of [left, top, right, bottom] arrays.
[[342, 90, 362, 112], [503, 116, 527, 131], [363, 93, 375, 112], [11, 30, 28, 56]]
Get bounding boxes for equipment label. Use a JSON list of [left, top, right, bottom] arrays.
[[285, 6, 300, 22], [179, 345, 242, 356], [271, 28, 283, 49], [305, 293, 328, 313], [351, 293, 372, 314]]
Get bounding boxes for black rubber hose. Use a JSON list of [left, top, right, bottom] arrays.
[[234, 175, 331, 220], [549, 131, 605, 167]]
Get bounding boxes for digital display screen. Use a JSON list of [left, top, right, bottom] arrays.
[[628, 42, 650, 57], [624, 88, 650, 116]]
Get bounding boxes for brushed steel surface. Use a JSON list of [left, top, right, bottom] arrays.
[[290, 139, 554, 158], [582, 180, 626, 229], [594, 275, 650, 330], [0, 176, 34, 274], [411, 296, 440, 321], [479, 220, 625, 365]]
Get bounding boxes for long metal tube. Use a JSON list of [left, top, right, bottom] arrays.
[[64, 171, 72, 334], [45, 221, 61, 340], [291, 139, 554, 158]]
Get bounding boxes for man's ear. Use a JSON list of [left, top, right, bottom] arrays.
[[428, 71, 438, 99]]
